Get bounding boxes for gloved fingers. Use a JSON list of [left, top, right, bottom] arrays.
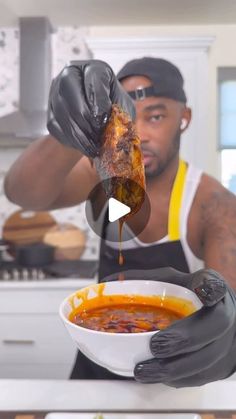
[[50, 83, 79, 147], [166, 361, 236, 388], [188, 269, 226, 307], [47, 112, 68, 146], [57, 66, 100, 144], [50, 91, 97, 156], [83, 60, 113, 129], [83, 59, 136, 123], [151, 291, 235, 358], [165, 337, 236, 388], [47, 93, 68, 145], [49, 71, 99, 157], [56, 66, 88, 125], [135, 325, 235, 384]]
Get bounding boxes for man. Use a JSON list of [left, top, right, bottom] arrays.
[[4, 57, 236, 387]]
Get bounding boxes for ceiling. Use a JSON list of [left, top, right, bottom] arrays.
[[0, 0, 236, 26]]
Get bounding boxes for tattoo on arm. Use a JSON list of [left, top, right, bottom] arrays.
[[201, 188, 236, 288]]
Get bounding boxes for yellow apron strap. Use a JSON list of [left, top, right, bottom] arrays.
[[168, 159, 187, 241]]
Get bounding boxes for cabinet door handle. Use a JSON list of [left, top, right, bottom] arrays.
[[3, 339, 35, 345]]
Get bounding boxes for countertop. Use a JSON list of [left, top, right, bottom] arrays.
[[0, 377, 236, 412]]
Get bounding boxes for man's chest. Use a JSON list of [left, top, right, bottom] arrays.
[[127, 199, 169, 243], [126, 194, 204, 259]]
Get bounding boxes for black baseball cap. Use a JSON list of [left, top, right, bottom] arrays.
[[117, 57, 187, 104]]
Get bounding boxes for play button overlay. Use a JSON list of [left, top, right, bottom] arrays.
[[85, 177, 151, 242], [108, 198, 131, 222]]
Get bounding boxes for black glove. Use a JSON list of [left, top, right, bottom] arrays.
[[103, 267, 236, 387], [47, 60, 135, 158]]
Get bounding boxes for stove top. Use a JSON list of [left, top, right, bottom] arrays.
[[0, 260, 98, 281]]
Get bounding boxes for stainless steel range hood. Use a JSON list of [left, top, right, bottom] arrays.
[[0, 17, 53, 146]]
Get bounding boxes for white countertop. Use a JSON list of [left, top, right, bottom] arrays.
[[0, 377, 236, 412]]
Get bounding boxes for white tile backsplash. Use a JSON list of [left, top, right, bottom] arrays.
[[0, 25, 99, 260], [0, 27, 18, 116], [0, 26, 92, 117]]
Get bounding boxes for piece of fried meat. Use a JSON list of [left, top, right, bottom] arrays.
[[94, 104, 145, 219]]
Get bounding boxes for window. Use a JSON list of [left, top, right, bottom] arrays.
[[218, 68, 236, 193]]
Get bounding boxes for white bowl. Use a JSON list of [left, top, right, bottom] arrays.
[[59, 280, 203, 377]]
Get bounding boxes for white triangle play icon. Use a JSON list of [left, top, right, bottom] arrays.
[[108, 198, 131, 222]]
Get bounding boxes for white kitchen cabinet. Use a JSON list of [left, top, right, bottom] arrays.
[[0, 281, 93, 379]]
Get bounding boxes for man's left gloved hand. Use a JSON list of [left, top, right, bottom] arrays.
[[104, 267, 236, 387], [135, 268, 236, 387]]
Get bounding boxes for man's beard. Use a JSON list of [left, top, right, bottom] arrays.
[[143, 130, 181, 179]]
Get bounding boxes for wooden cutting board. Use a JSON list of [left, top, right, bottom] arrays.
[[43, 222, 86, 260], [2, 210, 57, 246]]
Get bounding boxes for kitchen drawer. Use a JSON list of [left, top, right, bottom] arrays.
[[0, 362, 74, 379], [0, 314, 77, 363], [0, 288, 79, 313]]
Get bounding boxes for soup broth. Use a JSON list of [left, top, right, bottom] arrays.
[[71, 303, 183, 333], [69, 290, 196, 334]]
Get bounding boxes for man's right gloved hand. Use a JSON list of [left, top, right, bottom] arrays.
[[103, 268, 236, 387], [47, 60, 135, 158]]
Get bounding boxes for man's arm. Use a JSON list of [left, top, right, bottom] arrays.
[[201, 176, 236, 289], [4, 135, 99, 210]]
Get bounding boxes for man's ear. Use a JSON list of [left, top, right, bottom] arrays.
[[180, 107, 191, 132]]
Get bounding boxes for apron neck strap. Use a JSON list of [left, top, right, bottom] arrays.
[[168, 159, 187, 241]]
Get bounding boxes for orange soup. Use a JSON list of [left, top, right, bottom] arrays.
[[69, 291, 196, 334]]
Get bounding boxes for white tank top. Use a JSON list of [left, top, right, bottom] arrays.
[[105, 163, 204, 273]]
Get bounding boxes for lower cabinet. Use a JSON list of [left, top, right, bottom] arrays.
[[0, 284, 84, 379], [0, 363, 75, 379]]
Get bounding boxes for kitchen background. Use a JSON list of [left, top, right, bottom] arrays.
[[0, 25, 100, 260], [0, 0, 236, 380], [0, 5, 236, 249]]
